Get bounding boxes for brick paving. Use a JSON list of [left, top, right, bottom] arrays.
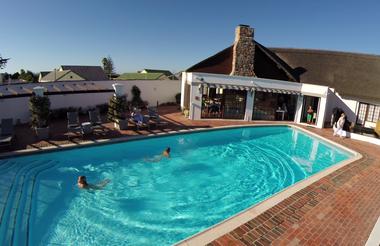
[[209, 128, 380, 246], [2, 106, 380, 245]]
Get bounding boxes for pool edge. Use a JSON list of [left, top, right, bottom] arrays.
[[0, 124, 290, 159], [0, 124, 362, 246]]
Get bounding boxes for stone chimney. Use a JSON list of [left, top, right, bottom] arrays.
[[230, 25, 256, 77]]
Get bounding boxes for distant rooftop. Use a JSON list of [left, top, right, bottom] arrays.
[[116, 73, 167, 80], [60, 65, 108, 81], [140, 69, 173, 77]]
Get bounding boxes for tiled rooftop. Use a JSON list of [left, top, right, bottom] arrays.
[[1, 105, 380, 245]]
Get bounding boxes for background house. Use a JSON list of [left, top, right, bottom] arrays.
[[39, 65, 108, 82], [116, 69, 178, 80], [185, 25, 380, 131]]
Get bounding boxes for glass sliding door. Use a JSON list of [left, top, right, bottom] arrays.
[[252, 91, 298, 121], [222, 89, 247, 119], [201, 87, 246, 120]]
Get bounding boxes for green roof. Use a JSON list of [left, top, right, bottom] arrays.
[[115, 73, 165, 80], [141, 69, 173, 76]]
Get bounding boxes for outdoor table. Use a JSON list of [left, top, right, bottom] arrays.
[[81, 122, 93, 135]]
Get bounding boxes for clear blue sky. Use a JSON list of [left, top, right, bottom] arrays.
[[1, 0, 380, 74]]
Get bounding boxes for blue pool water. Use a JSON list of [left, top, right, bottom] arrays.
[[0, 126, 352, 245]]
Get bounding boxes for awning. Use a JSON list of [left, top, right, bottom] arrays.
[[202, 83, 301, 95]]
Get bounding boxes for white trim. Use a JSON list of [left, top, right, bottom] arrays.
[[366, 217, 380, 246]]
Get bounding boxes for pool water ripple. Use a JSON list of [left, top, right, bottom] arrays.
[[0, 126, 352, 245]]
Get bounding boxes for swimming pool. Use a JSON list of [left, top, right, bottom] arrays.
[[0, 126, 353, 245]]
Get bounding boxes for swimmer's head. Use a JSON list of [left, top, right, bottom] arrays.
[[78, 176, 87, 184], [166, 147, 170, 153]]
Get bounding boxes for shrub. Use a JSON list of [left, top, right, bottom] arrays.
[[108, 95, 127, 122], [131, 85, 144, 108], [29, 95, 50, 128]]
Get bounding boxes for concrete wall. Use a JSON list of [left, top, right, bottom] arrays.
[[0, 80, 180, 124]]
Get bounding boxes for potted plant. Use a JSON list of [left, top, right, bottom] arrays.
[[183, 107, 189, 117], [108, 94, 128, 130], [29, 92, 51, 140]]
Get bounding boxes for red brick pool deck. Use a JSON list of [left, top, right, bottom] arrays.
[[2, 106, 380, 245]]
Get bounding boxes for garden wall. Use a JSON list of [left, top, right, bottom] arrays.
[[0, 80, 180, 124]]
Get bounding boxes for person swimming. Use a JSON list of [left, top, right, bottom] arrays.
[[77, 176, 111, 190], [162, 147, 170, 158], [145, 147, 171, 162]]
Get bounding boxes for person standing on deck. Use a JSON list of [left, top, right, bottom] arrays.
[[306, 106, 314, 124]]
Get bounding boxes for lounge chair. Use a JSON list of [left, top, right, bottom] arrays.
[[0, 118, 14, 148], [147, 107, 167, 126], [89, 109, 104, 131], [67, 112, 82, 137], [130, 112, 149, 130], [376, 120, 380, 137]]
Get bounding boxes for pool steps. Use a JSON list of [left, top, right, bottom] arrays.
[[0, 159, 57, 246]]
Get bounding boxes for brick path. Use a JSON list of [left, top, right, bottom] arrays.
[[209, 128, 380, 246]]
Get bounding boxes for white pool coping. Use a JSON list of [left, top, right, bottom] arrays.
[[365, 216, 380, 246], [0, 124, 362, 246]]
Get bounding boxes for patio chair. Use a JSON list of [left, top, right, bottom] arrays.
[[67, 112, 82, 137], [147, 107, 167, 127], [0, 118, 14, 148], [130, 112, 150, 130], [88, 109, 104, 131]]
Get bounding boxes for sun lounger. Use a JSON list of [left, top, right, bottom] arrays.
[[67, 112, 82, 137], [130, 112, 149, 130], [0, 118, 14, 148], [89, 109, 104, 131], [376, 120, 380, 137], [147, 107, 167, 126]]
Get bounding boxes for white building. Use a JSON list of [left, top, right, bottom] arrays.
[[181, 25, 380, 133]]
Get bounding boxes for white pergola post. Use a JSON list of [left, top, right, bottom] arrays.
[[316, 97, 327, 128], [180, 72, 187, 110], [189, 83, 202, 120], [112, 83, 125, 97], [295, 95, 304, 124], [244, 90, 255, 121]]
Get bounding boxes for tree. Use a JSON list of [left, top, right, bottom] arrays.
[[11, 72, 20, 80], [101, 56, 115, 79], [19, 69, 37, 82], [0, 54, 10, 69]]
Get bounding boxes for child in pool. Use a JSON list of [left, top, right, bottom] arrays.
[[145, 147, 171, 162], [77, 176, 111, 190]]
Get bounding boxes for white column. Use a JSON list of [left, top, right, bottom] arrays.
[[244, 91, 254, 121], [295, 95, 304, 124], [189, 84, 202, 120], [316, 97, 327, 128], [180, 72, 187, 110], [112, 83, 125, 97]]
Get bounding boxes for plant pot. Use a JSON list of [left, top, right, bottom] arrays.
[[114, 119, 128, 130], [183, 109, 189, 117], [35, 126, 50, 140]]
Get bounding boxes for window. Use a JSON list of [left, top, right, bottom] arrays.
[[356, 103, 367, 125], [356, 102, 380, 125]]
